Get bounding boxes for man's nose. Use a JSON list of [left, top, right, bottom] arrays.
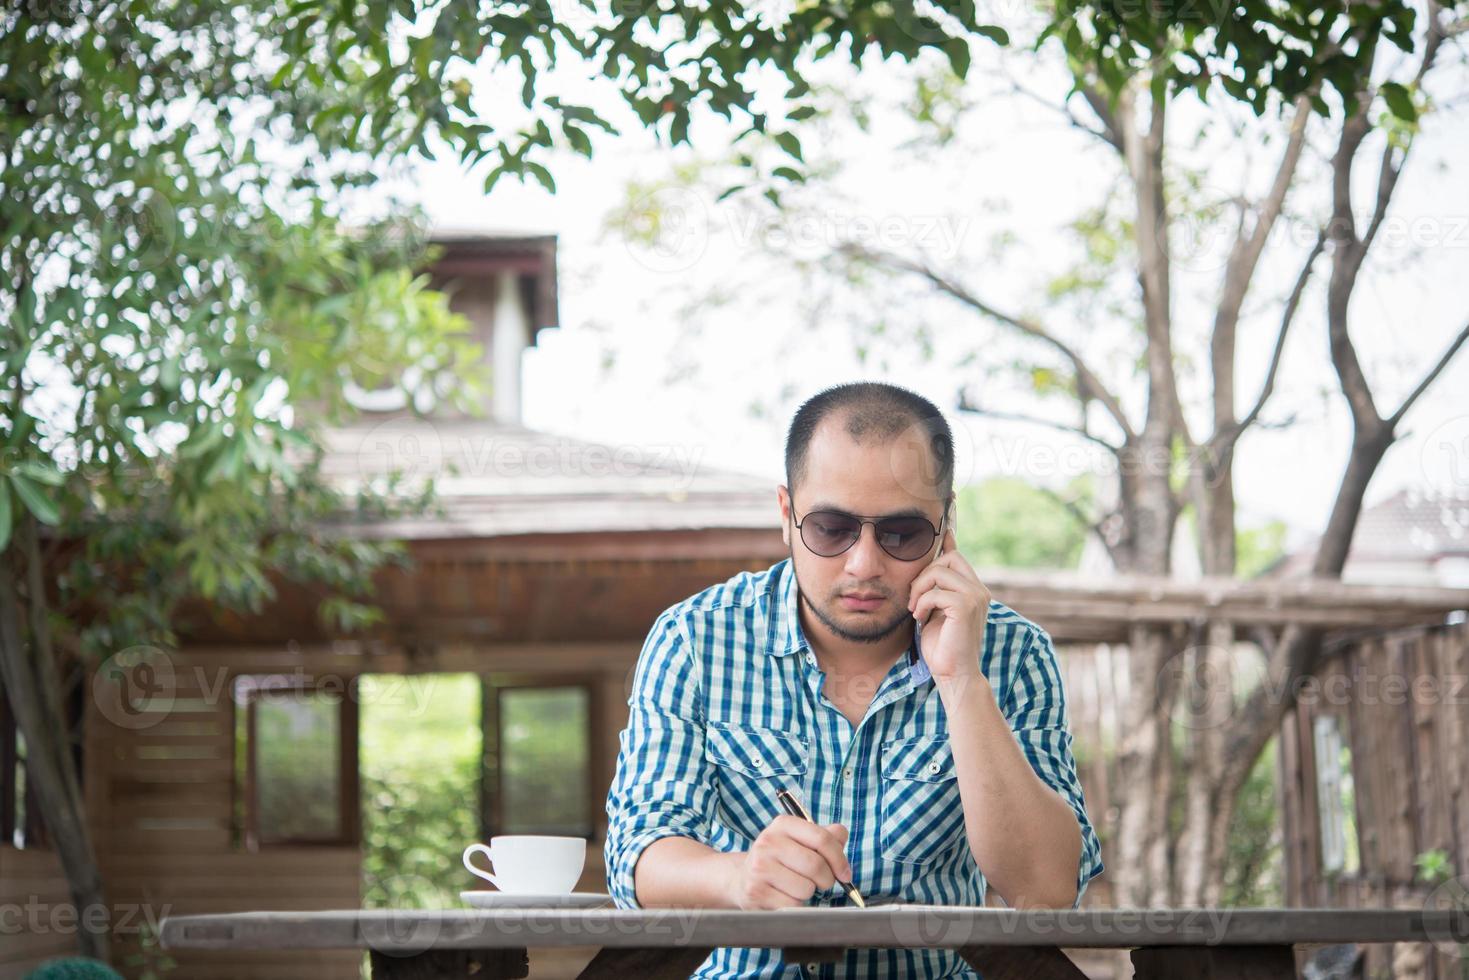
[[843, 523, 887, 577]]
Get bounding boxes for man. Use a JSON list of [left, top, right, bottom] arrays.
[[604, 382, 1103, 978]]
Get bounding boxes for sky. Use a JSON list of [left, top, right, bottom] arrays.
[[388, 21, 1469, 560]]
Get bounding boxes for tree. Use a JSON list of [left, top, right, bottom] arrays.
[[1014, 0, 1469, 909], [593, 0, 1469, 909], [860, 1, 1469, 906], [1, 4, 489, 960]]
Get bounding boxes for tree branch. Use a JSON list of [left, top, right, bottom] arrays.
[[1387, 319, 1469, 426], [1210, 95, 1313, 420], [955, 398, 1122, 453], [1032, 483, 1125, 570], [1119, 69, 1184, 443], [841, 243, 1138, 442], [1215, 229, 1327, 455], [1079, 84, 1125, 154], [998, 69, 1116, 148]]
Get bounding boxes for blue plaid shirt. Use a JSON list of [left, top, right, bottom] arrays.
[[604, 557, 1103, 978]]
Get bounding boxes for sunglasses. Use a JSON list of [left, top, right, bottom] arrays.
[[791, 501, 944, 562]]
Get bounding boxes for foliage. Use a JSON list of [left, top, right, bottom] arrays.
[[360, 674, 481, 911], [1236, 520, 1288, 579], [119, 925, 175, 980], [954, 476, 1092, 570], [1222, 736, 1282, 906], [1043, 0, 1431, 118], [1, 6, 491, 656], [1415, 848, 1454, 885]]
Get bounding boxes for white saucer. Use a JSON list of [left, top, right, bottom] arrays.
[[460, 890, 613, 909]]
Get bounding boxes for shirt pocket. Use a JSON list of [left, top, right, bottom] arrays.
[[704, 721, 810, 842], [878, 734, 968, 866]]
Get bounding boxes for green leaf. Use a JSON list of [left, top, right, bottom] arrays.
[[774, 131, 804, 162], [12, 461, 64, 486], [945, 39, 971, 79], [974, 24, 1009, 46], [564, 124, 593, 155], [0, 486, 11, 552], [9, 475, 60, 526], [525, 161, 557, 193], [180, 424, 225, 459], [1379, 81, 1417, 122]]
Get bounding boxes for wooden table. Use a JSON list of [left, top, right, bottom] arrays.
[[159, 905, 1469, 979]]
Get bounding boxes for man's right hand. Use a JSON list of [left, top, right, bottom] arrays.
[[728, 815, 853, 909]]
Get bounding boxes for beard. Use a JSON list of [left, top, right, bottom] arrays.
[[794, 576, 911, 645]]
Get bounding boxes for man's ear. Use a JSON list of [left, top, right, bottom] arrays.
[[777, 484, 791, 547]]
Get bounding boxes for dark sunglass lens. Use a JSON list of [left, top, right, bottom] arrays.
[[876, 518, 937, 560], [803, 511, 861, 555]]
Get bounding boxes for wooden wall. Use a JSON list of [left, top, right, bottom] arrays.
[[1280, 621, 1469, 980], [89, 649, 361, 980], [0, 846, 76, 979], [83, 642, 645, 980]]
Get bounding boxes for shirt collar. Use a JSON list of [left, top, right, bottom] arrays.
[[766, 557, 808, 658]]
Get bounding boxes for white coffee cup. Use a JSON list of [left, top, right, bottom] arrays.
[[462, 835, 586, 893]]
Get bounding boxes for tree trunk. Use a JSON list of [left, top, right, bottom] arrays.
[[1174, 621, 1234, 906], [0, 530, 110, 962], [1111, 620, 1178, 906]]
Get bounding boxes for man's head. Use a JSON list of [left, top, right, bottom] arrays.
[[777, 382, 955, 646]]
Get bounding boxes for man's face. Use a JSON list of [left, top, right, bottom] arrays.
[[778, 417, 949, 646]]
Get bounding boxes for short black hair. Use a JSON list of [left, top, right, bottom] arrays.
[[784, 382, 954, 514]]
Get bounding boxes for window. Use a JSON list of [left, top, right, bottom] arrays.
[[482, 679, 595, 839], [0, 682, 47, 849], [234, 676, 360, 848], [1314, 713, 1360, 875]]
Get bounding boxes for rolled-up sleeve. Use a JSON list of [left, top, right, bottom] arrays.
[[1003, 625, 1104, 909], [604, 608, 715, 909]]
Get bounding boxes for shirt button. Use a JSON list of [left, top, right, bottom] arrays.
[[806, 963, 819, 974], [752, 758, 763, 768], [928, 761, 941, 773], [843, 767, 852, 778]]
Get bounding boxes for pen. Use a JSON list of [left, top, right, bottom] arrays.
[[775, 787, 866, 908]]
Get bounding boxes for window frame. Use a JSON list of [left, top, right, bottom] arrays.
[[238, 675, 361, 851], [480, 674, 598, 842]]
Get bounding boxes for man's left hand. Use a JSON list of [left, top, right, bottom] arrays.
[[907, 527, 992, 681]]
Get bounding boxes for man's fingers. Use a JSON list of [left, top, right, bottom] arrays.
[[752, 880, 806, 909], [775, 816, 852, 880], [771, 838, 836, 890], [759, 854, 820, 903]]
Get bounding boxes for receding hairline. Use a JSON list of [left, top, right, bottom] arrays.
[[793, 412, 947, 498], [785, 387, 955, 510]]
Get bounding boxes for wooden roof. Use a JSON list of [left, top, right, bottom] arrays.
[[425, 232, 559, 337], [313, 417, 780, 539]]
